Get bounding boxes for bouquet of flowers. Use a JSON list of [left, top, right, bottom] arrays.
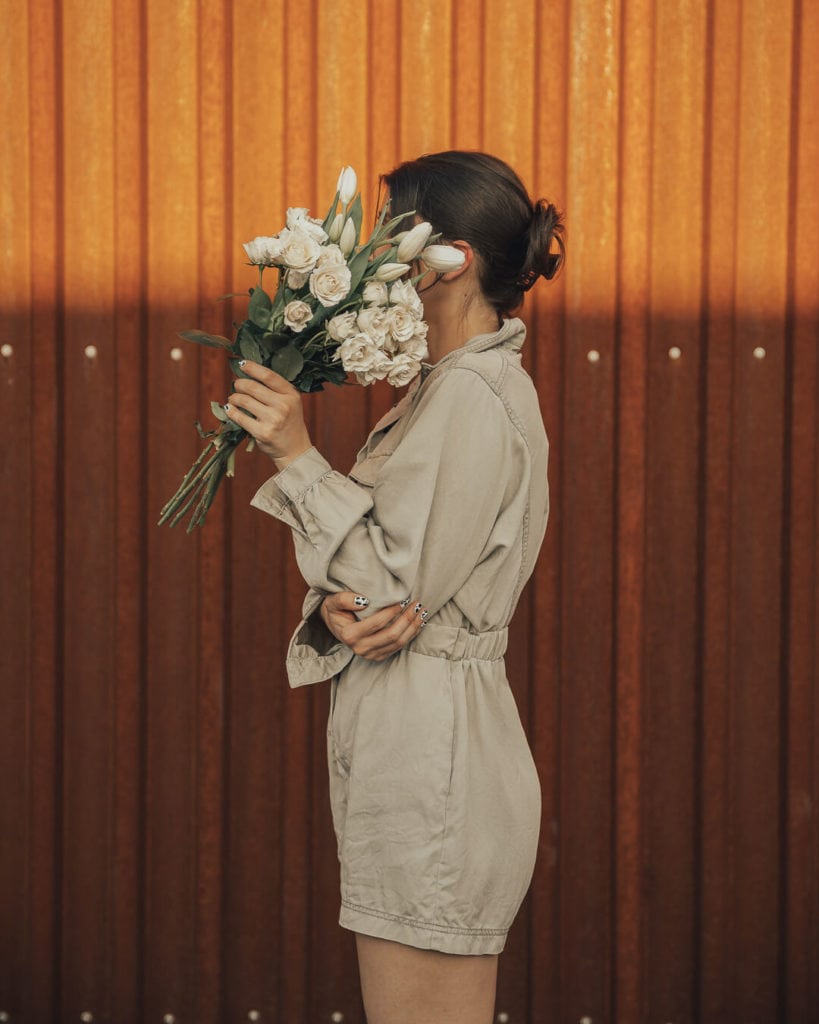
[[158, 165, 465, 533]]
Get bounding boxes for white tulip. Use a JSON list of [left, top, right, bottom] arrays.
[[420, 244, 466, 272], [336, 165, 358, 206], [396, 221, 433, 262], [328, 213, 345, 242], [373, 262, 411, 282], [339, 218, 357, 256]]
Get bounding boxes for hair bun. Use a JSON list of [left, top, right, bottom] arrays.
[[517, 199, 565, 290]]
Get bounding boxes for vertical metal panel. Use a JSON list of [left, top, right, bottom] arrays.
[[1, 2, 818, 1023], [643, 3, 707, 1022], [785, 3, 819, 1020], [561, 2, 619, 1021]]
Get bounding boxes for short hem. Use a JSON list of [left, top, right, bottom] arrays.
[[339, 898, 508, 955]]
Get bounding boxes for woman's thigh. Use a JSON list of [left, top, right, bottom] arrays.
[[354, 932, 498, 1024]]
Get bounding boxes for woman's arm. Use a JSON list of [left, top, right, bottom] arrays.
[[250, 366, 526, 620]]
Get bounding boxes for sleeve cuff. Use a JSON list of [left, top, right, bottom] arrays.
[[250, 446, 333, 516]]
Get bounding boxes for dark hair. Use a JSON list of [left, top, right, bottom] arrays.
[[380, 150, 565, 317]]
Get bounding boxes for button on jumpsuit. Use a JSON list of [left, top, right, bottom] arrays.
[[250, 316, 550, 955]]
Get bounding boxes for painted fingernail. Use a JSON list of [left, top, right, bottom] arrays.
[[400, 597, 412, 608], [413, 601, 423, 614], [420, 609, 429, 621], [238, 359, 247, 367], [354, 595, 369, 607], [224, 403, 232, 413]]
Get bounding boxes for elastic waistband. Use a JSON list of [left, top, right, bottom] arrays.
[[407, 623, 508, 662]]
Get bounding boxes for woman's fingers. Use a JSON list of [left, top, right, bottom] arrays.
[[238, 359, 297, 394], [348, 600, 428, 660]]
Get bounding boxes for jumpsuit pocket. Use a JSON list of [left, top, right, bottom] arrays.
[[328, 673, 351, 778]]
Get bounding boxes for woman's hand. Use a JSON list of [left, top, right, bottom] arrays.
[[224, 360, 313, 470], [320, 592, 429, 662]]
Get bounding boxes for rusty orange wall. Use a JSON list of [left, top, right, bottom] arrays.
[[1, 1, 818, 1022]]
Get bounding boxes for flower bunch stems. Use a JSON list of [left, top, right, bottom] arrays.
[[157, 428, 247, 533]]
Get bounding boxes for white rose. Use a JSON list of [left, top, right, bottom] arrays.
[[287, 268, 309, 288], [400, 326, 429, 362], [362, 280, 389, 305], [286, 207, 328, 243], [355, 354, 392, 385], [243, 235, 283, 266], [336, 333, 391, 383], [387, 304, 417, 344], [309, 262, 352, 306], [279, 227, 322, 274], [356, 306, 389, 343], [315, 243, 346, 269], [385, 353, 422, 387], [326, 310, 358, 342], [388, 279, 424, 318], [284, 299, 313, 333]]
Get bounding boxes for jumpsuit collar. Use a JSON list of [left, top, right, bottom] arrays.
[[418, 316, 526, 383]]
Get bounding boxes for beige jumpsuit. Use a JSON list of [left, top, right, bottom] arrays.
[[250, 316, 549, 955]]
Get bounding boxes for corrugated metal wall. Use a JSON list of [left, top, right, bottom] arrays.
[[1, 1, 817, 1022]]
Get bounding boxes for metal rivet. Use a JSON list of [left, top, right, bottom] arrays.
[[248, 1013, 261, 1022], [587, 350, 600, 363], [170, 347, 184, 362], [331, 1014, 344, 1023], [0, 344, 12, 358], [84, 345, 98, 360], [668, 346, 681, 360], [80, 1015, 94, 1023], [753, 346, 766, 359]]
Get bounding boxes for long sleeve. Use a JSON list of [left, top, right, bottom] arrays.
[[252, 366, 527, 627]]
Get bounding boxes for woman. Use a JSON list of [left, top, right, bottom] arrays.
[[225, 150, 564, 1024]]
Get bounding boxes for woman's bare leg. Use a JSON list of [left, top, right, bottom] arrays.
[[354, 932, 499, 1024]]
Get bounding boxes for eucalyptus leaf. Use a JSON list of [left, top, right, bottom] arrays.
[[179, 329, 235, 350], [247, 286, 273, 329], [210, 401, 229, 422], [269, 344, 304, 381], [238, 331, 263, 363]]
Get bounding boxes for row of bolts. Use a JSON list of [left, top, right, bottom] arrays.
[[0, 345, 771, 362], [0, 1011, 684, 1023]]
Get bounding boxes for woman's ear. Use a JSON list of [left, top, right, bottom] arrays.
[[439, 239, 474, 282]]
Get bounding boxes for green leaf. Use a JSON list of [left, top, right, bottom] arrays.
[[236, 324, 264, 362], [247, 286, 273, 329], [178, 329, 234, 349], [348, 194, 364, 244], [210, 401, 229, 422], [321, 189, 341, 232], [269, 344, 304, 381]]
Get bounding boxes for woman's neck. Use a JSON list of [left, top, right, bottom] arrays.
[[423, 299, 502, 365]]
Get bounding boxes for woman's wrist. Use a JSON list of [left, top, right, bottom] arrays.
[[272, 441, 314, 473]]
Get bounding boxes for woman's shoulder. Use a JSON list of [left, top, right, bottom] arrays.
[[420, 354, 547, 454]]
